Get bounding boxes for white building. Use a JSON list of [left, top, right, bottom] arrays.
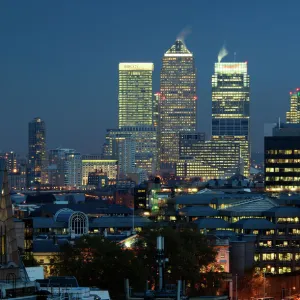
[[64, 152, 82, 188], [81, 159, 118, 185]]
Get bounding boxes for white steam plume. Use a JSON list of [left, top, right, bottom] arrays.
[[218, 45, 228, 63], [176, 26, 192, 44]]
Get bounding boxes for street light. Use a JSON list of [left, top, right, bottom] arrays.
[[264, 265, 271, 298]]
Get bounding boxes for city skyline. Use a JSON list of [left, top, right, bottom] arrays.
[[0, 1, 300, 154]]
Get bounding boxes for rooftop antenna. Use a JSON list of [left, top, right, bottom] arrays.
[[234, 52, 236, 62], [278, 117, 281, 129]]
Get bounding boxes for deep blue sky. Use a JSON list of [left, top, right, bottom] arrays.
[[0, 0, 299, 155]]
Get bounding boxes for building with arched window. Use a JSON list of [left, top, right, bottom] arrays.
[[54, 209, 89, 236]]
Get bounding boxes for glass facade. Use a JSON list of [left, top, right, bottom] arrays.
[[265, 135, 300, 191], [177, 140, 240, 180], [159, 40, 197, 171], [212, 62, 250, 177], [286, 89, 300, 123], [118, 63, 154, 128], [28, 117, 47, 186], [104, 127, 157, 175]]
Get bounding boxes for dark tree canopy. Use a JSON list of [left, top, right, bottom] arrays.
[[133, 227, 219, 296], [53, 228, 220, 297]]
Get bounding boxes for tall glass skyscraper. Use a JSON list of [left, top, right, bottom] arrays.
[[158, 40, 197, 172], [212, 62, 250, 176], [118, 63, 154, 128], [286, 89, 300, 124], [28, 117, 47, 186]]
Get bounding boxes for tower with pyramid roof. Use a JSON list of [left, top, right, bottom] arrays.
[[158, 39, 197, 173]]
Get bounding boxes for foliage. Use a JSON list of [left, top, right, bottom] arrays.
[[22, 252, 40, 267], [239, 269, 269, 298], [52, 235, 144, 298], [132, 227, 219, 296], [54, 228, 220, 297]]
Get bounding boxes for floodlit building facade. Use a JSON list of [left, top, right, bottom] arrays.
[[28, 117, 47, 186], [177, 140, 241, 180], [81, 159, 118, 185], [118, 63, 154, 128], [212, 62, 250, 177], [286, 89, 300, 124], [159, 40, 197, 172]]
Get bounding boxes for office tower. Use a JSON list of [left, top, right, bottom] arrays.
[[0, 151, 17, 173], [64, 151, 82, 188], [177, 140, 241, 180], [28, 117, 47, 186], [87, 170, 108, 188], [159, 40, 197, 172], [118, 63, 154, 128], [81, 157, 118, 185], [118, 136, 136, 179], [286, 89, 300, 123], [265, 123, 300, 192], [212, 61, 250, 177], [104, 126, 157, 175], [179, 132, 206, 151], [153, 92, 160, 128], [48, 148, 76, 187]]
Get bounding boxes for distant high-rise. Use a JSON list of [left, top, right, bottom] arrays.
[[212, 61, 250, 177], [28, 117, 47, 186], [158, 40, 197, 172], [0, 151, 17, 173], [286, 89, 300, 124], [64, 151, 82, 188], [104, 126, 157, 175], [118, 63, 154, 128]]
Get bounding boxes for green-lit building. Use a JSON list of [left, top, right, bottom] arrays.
[[286, 89, 300, 124], [158, 40, 197, 173], [118, 63, 154, 128], [212, 62, 250, 177]]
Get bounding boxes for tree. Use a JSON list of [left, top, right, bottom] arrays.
[[53, 235, 144, 298], [132, 227, 219, 296], [239, 269, 269, 298]]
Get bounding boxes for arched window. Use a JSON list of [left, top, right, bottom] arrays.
[[69, 212, 88, 235]]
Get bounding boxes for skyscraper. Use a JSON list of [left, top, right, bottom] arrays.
[[64, 151, 82, 188], [104, 126, 157, 175], [158, 40, 197, 172], [212, 61, 250, 176], [28, 117, 47, 186], [118, 63, 154, 128], [286, 89, 300, 124], [265, 123, 300, 192]]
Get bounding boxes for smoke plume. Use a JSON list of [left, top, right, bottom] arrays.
[[176, 26, 192, 44], [218, 45, 228, 62]]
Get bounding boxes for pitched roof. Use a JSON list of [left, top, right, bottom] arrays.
[[178, 206, 218, 217], [32, 217, 66, 228], [165, 40, 192, 56], [193, 218, 230, 229], [30, 203, 132, 217], [232, 218, 276, 230], [33, 239, 69, 253], [219, 197, 278, 216], [90, 216, 152, 228], [263, 206, 300, 217]]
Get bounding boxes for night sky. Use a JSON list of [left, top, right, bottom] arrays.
[[0, 0, 299, 155]]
